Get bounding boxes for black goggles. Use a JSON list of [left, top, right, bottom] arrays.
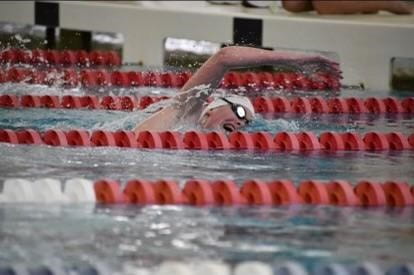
[[219, 97, 249, 124]]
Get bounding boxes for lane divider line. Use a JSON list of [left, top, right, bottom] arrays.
[[0, 48, 121, 66], [0, 94, 169, 111], [0, 68, 340, 91], [1, 128, 413, 151], [1, 94, 412, 114], [0, 178, 413, 207], [0, 261, 413, 275]]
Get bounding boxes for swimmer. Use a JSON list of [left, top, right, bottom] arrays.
[[282, 0, 413, 15], [134, 46, 340, 133]]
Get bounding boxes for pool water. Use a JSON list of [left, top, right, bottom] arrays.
[[0, 70, 413, 273]]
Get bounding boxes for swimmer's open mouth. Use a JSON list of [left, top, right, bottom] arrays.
[[223, 123, 235, 132]]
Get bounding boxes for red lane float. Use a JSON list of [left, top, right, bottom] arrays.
[[66, 130, 91, 146], [0, 48, 122, 66], [127, 71, 144, 86], [319, 132, 345, 151], [123, 179, 156, 204], [402, 98, 414, 113], [386, 132, 410, 150], [258, 72, 275, 89], [114, 131, 138, 148], [363, 132, 390, 151], [119, 96, 139, 111], [0, 67, 342, 90], [212, 180, 246, 205], [206, 132, 232, 150], [296, 132, 321, 150], [298, 180, 330, 204], [383, 97, 404, 113], [94, 179, 125, 204], [160, 131, 184, 149], [154, 180, 186, 204], [0, 128, 413, 152], [111, 71, 130, 87], [274, 132, 300, 151], [221, 72, 244, 89], [240, 179, 272, 205], [0, 94, 19, 107], [143, 71, 163, 87], [40, 95, 60, 108], [328, 98, 349, 113], [90, 130, 116, 147], [383, 181, 414, 207], [346, 97, 368, 114], [310, 96, 330, 113], [100, 96, 122, 110], [137, 131, 163, 149], [81, 95, 102, 109], [365, 97, 386, 113], [327, 180, 360, 206], [291, 97, 312, 113], [0, 94, 168, 111], [42, 129, 68, 146], [252, 132, 276, 150], [183, 179, 215, 205], [242, 72, 261, 89], [90, 178, 413, 207], [341, 132, 365, 151], [253, 97, 274, 113], [16, 129, 43, 145], [228, 131, 255, 150], [354, 181, 386, 206], [267, 180, 302, 205], [272, 96, 293, 113], [161, 72, 180, 88], [409, 134, 414, 149], [0, 129, 19, 144], [183, 131, 209, 150], [21, 95, 41, 108]]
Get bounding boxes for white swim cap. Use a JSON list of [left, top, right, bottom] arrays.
[[200, 95, 255, 120]]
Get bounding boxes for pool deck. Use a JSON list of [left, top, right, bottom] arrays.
[[0, 0, 414, 90]]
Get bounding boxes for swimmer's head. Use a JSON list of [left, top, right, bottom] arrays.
[[198, 95, 255, 132]]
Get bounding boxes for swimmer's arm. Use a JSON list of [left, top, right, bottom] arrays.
[[181, 45, 338, 92], [282, 0, 314, 12], [312, 0, 413, 15], [134, 106, 178, 133]]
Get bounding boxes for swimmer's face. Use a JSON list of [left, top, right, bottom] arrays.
[[198, 104, 254, 132]]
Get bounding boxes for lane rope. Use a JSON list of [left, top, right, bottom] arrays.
[[0, 261, 412, 275], [1, 94, 412, 114], [0, 67, 340, 91], [1, 128, 413, 151], [0, 48, 121, 66], [1, 177, 413, 207]]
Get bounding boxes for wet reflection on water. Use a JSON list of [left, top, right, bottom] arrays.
[[0, 203, 413, 270]]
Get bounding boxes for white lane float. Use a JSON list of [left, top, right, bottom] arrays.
[[64, 178, 96, 203], [349, 262, 383, 275], [385, 264, 414, 275], [313, 263, 350, 275], [234, 261, 273, 275], [32, 178, 67, 203], [275, 261, 309, 275], [192, 261, 230, 275], [0, 178, 36, 202], [155, 261, 192, 275]]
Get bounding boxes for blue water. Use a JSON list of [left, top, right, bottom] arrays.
[[0, 79, 413, 272]]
